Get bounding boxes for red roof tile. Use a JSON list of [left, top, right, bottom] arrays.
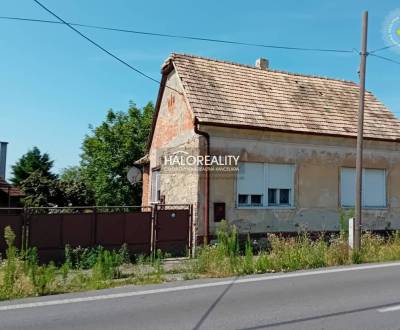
[[167, 53, 400, 141], [0, 177, 25, 197]]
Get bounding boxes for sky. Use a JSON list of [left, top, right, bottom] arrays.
[[1, 0, 400, 179]]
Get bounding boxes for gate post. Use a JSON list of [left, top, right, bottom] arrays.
[[150, 204, 156, 256], [188, 204, 193, 258]]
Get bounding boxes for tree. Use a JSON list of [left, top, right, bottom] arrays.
[[59, 166, 94, 206], [19, 170, 61, 207], [80, 101, 154, 205], [11, 147, 57, 186], [139, 102, 155, 151]]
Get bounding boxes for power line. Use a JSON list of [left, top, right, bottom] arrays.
[[369, 44, 398, 54], [370, 53, 400, 66], [0, 15, 355, 54], [30, 1, 181, 94]]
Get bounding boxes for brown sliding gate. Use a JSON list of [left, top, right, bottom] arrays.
[[0, 205, 192, 262]]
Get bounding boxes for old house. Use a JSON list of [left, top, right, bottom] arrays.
[[0, 177, 24, 207], [138, 53, 400, 241]]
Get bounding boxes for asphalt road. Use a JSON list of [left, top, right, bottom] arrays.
[[1, 262, 400, 330]]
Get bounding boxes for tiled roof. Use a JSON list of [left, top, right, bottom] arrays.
[[0, 177, 25, 197], [168, 53, 400, 141]]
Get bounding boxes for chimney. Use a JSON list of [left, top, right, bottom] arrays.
[[255, 58, 269, 70], [0, 142, 7, 179]]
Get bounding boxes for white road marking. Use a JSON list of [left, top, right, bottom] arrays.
[[1, 262, 400, 312], [378, 304, 400, 313]]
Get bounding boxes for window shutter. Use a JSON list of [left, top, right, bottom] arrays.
[[340, 168, 356, 207], [237, 162, 264, 195], [340, 168, 386, 207], [363, 169, 386, 207], [267, 164, 294, 189]]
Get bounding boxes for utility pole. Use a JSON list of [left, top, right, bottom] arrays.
[[355, 11, 368, 251]]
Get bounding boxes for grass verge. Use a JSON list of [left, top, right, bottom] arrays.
[[1, 221, 400, 300]]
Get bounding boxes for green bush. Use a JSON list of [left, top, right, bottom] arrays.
[[32, 262, 57, 295], [254, 253, 272, 273], [1, 227, 18, 297], [60, 262, 70, 284], [266, 234, 328, 272], [240, 235, 255, 274], [65, 245, 102, 269], [65, 244, 130, 270], [216, 220, 239, 258], [339, 209, 354, 236], [89, 248, 127, 288], [325, 236, 350, 266], [0, 227, 36, 300], [22, 247, 38, 275]]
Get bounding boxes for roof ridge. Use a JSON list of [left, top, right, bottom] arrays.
[[170, 53, 357, 85]]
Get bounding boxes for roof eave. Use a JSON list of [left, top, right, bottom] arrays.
[[134, 154, 150, 165], [197, 121, 400, 143]]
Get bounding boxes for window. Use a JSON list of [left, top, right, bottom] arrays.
[[340, 168, 386, 208], [268, 188, 290, 206], [151, 169, 160, 203], [268, 188, 277, 205], [237, 162, 294, 208], [238, 194, 248, 205], [237, 162, 264, 207], [251, 194, 263, 206], [266, 163, 293, 206]]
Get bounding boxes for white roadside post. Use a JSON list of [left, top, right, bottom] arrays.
[[349, 217, 355, 249]]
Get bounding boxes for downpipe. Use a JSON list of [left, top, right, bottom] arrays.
[[194, 119, 210, 245]]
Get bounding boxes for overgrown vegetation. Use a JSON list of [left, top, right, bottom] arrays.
[[0, 227, 164, 300], [189, 221, 400, 277], [2, 221, 400, 301], [64, 244, 130, 270]]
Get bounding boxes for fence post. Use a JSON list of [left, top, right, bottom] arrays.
[[22, 207, 28, 253], [151, 204, 157, 257], [123, 211, 127, 244], [60, 213, 64, 249], [93, 206, 98, 246]]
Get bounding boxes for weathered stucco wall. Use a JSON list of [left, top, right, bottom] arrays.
[[201, 125, 400, 234], [147, 69, 201, 237]]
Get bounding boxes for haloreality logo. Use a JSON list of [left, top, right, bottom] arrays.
[[161, 149, 240, 174], [382, 9, 400, 54]]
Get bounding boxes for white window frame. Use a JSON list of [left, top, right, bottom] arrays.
[[340, 167, 387, 208], [236, 162, 295, 209]]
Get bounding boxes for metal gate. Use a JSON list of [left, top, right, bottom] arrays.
[[153, 204, 192, 256]]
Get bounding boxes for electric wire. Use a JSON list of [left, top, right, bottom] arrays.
[[30, 2, 181, 93], [0, 15, 354, 54]]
